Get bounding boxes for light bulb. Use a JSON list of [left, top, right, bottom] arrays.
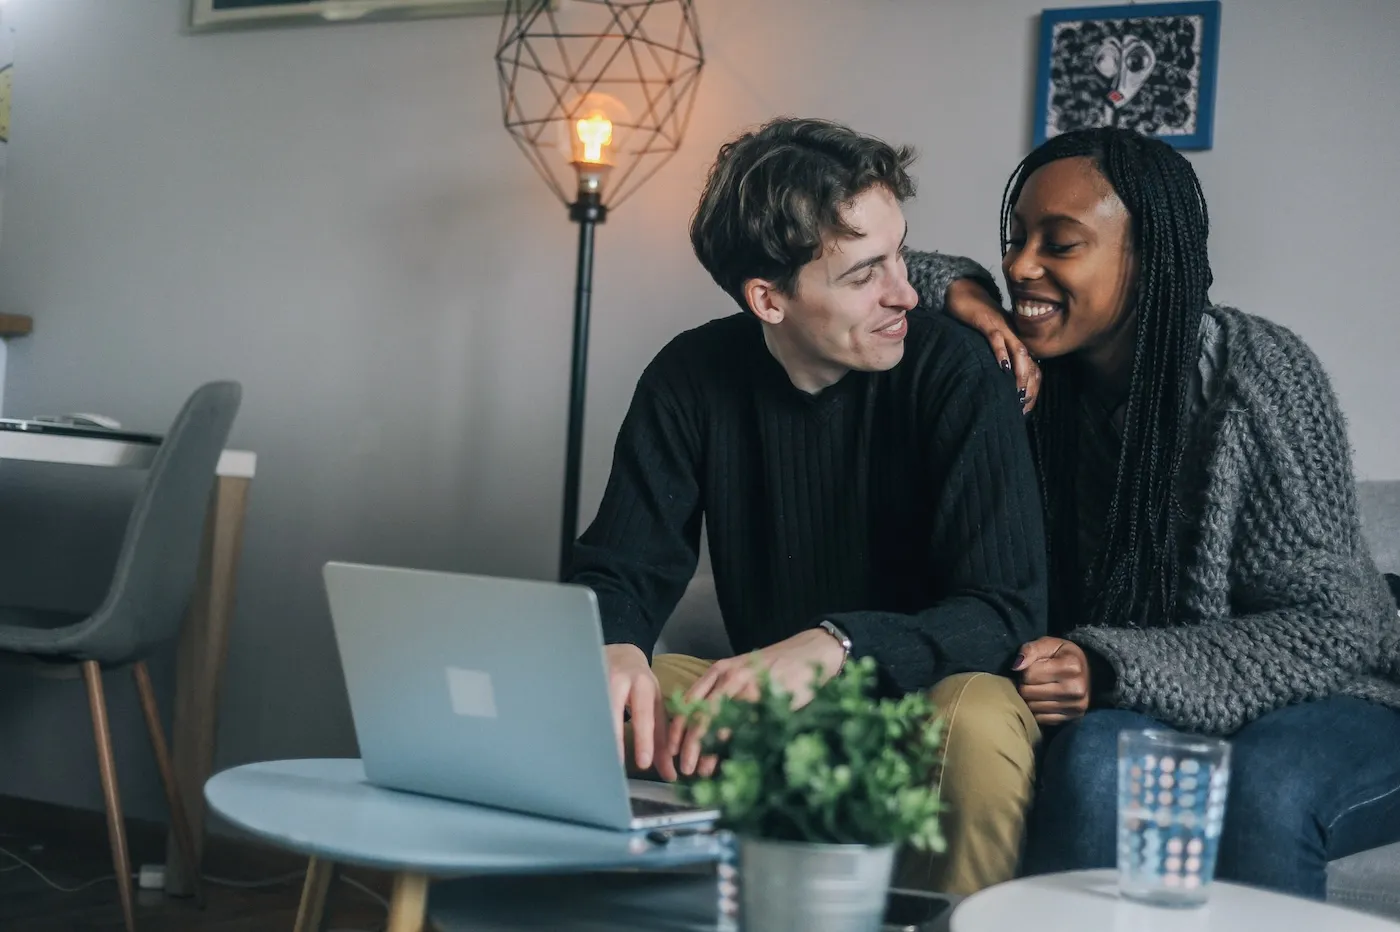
[[575, 113, 613, 165], [561, 93, 627, 199]]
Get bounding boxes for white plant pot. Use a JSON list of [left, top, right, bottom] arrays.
[[738, 836, 896, 932]]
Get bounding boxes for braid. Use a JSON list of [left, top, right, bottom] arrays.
[[1003, 128, 1212, 629]]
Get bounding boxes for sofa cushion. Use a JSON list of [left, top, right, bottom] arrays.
[[1359, 481, 1400, 575], [654, 573, 731, 660], [1328, 841, 1400, 920]]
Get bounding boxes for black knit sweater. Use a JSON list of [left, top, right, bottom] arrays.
[[568, 257, 1047, 694]]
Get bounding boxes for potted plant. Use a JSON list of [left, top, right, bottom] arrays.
[[670, 656, 945, 932]]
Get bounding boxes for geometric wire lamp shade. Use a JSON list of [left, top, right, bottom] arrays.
[[495, 0, 704, 210], [494, 0, 705, 579]]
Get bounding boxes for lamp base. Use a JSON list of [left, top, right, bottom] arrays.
[[569, 190, 609, 224]]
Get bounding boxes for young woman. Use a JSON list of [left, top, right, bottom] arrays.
[[910, 126, 1400, 898]]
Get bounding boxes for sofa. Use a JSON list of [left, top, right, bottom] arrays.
[[1325, 480, 1400, 919], [654, 480, 1400, 919]]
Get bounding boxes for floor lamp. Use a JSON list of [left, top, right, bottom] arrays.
[[495, 0, 705, 580]]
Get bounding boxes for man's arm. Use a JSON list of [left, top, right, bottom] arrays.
[[826, 346, 1048, 695], [568, 364, 704, 657]]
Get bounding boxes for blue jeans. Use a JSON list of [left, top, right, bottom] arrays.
[[1021, 698, 1400, 899]]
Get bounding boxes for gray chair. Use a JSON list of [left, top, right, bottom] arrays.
[[0, 381, 241, 932]]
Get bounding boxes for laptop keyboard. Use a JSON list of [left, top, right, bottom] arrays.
[[629, 795, 695, 818]]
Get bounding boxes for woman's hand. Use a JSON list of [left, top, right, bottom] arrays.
[[1014, 636, 1091, 725], [945, 279, 1041, 413]]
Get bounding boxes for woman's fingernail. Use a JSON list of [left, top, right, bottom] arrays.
[[1014, 653, 1026, 670], [1018, 387, 1027, 402], [1001, 358, 1012, 373]]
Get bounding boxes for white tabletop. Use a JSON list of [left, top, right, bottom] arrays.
[[0, 427, 255, 478], [951, 871, 1399, 931]]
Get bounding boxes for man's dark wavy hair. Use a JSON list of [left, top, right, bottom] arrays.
[[690, 117, 916, 313]]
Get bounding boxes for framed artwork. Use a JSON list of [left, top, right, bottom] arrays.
[[1033, 1, 1222, 150], [190, 0, 527, 31]]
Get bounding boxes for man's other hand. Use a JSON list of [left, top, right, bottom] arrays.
[[605, 643, 678, 781]]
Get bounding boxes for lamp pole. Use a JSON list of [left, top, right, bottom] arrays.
[[559, 185, 607, 580], [495, 1, 704, 581]]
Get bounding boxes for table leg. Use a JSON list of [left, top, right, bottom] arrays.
[[164, 474, 252, 896], [385, 872, 430, 932], [293, 857, 338, 932]]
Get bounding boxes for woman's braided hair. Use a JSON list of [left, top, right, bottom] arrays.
[[1001, 127, 1212, 629]]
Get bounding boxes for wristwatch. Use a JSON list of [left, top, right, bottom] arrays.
[[818, 620, 853, 676]]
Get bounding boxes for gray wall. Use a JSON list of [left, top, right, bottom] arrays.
[[0, 0, 1395, 820]]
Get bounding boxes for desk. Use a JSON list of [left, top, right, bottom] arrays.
[[205, 759, 726, 932], [0, 426, 256, 896], [951, 871, 1400, 931]]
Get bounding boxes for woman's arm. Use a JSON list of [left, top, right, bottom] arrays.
[[1067, 316, 1395, 735], [904, 249, 1040, 412], [1070, 542, 1390, 735]]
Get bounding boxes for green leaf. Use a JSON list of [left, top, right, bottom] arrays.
[[669, 655, 946, 847]]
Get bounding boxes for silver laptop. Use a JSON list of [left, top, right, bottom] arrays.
[[323, 561, 719, 831]]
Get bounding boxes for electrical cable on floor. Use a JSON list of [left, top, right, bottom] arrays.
[[1, 843, 304, 894], [340, 874, 390, 909], [203, 869, 389, 909], [2, 842, 389, 930], [201, 870, 305, 888], [0, 845, 117, 893]]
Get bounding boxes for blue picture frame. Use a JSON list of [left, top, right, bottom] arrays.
[[1033, 1, 1222, 150]]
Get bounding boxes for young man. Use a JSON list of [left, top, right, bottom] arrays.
[[568, 117, 1045, 894]]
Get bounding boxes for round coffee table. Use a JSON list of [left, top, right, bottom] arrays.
[[204, 758, 725, 932], [952, 870, 1399, 931]]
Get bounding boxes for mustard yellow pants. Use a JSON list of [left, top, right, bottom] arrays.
[[650, 655, 1040, 896]]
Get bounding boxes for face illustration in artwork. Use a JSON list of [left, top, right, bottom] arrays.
[[1094, 35, 1158, 110]]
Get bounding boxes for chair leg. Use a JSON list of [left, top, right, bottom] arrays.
[[132, 661, 205, 907], [83, 661, 137, 932]]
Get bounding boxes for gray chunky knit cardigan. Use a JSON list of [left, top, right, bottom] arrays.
[[906, 249, 1400, 736]]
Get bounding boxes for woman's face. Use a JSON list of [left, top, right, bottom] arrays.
[[1002, 156, 1139, 364]]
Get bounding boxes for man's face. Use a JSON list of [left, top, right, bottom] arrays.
[[757, 185, 920, 393]]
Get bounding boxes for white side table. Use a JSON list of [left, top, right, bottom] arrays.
[[952, 871, 1400, 931]]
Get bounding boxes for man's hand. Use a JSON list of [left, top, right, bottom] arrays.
[[945, 279, 1041, 414], [1014, 636, 1091, 725], [669, 629, 847, 778], [605, 644, 677, 782]]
